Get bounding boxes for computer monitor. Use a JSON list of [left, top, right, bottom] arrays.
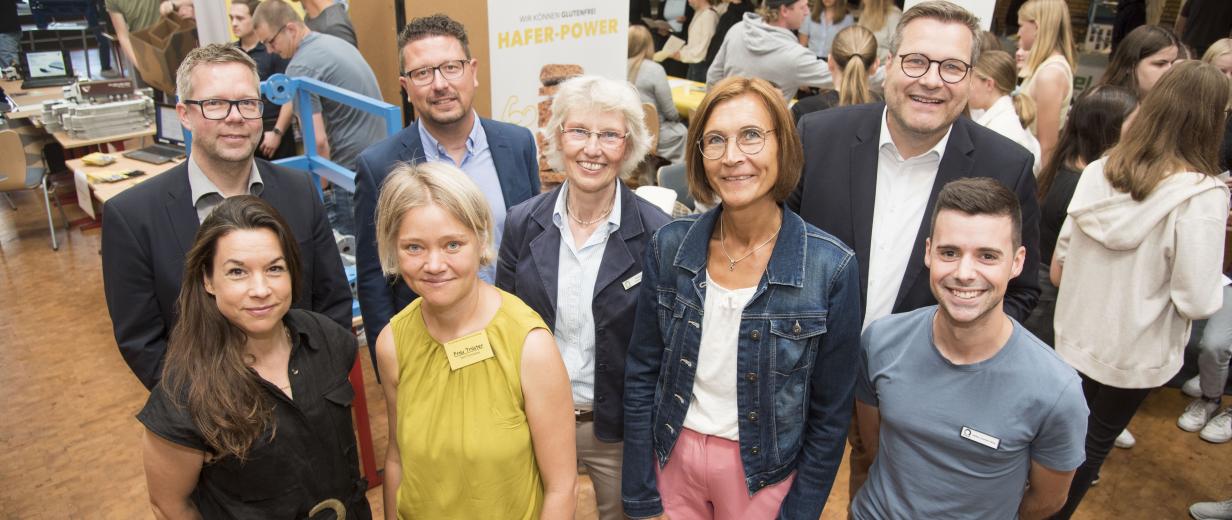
[[22, 50, 72, 79], [155, 104, 185, 146]]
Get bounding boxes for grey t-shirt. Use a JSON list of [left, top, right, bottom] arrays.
[[286, 32, 384, 171], [852, 306, 1088, 520], [304, 3, 357, 48]]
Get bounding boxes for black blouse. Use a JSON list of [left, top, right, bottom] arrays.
[[1040, 165, 1083, 265], [138, 309, 370, 520]]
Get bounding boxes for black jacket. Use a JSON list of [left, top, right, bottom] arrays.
[[788, 103, 1041, 322], [102, 159, 352, 389]]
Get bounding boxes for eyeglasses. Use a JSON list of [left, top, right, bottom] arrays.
[[263, 24, 287, 48], [898, 53, 971, 84], [698, 127, 774, 160], [402, 60, 470, 86], [559, 125, 628, 149], [184, 99, 264, 120]]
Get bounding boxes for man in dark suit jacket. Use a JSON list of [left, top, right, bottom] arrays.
[[354, 14, 539, 357], [787, 1, 1040, 498], [101, 44, 352, 390]]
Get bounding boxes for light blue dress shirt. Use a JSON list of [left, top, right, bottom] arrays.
[[418, 115, 505, 283], [551, 182, 622, 406]]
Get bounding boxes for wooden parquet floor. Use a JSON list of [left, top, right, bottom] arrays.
[[0, 186, 1228, 519]]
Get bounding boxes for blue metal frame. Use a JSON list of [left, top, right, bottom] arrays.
[[260, 73, 401, 195]]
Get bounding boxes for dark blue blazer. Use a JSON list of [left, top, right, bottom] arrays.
[[495, 182, 670, 441], [788, 103, 1041, 321], [101, 159, 353, 390], [353, 118, 540, 357]]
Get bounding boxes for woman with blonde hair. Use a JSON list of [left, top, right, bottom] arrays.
[[791, 24, 879, 122], [1050, 61, 1231, 518], [374, 162, 577, 519], [629, 25, 687, 164], [1017, 0, 1076, 168], [968, 50, 1041, 173], [857, 0, 901, 67], [799, 0, 854, 59], [1202, 37, 1232, 170]]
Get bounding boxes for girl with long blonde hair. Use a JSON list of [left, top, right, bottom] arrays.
[[1017, 0, 1075, 168]]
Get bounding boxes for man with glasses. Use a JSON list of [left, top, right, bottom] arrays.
[[352, 14, 539, 357], [252, 0, 384, 237], [101, 44, 352, 390], [786, 0, 1041, 499]]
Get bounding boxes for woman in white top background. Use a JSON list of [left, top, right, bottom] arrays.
[[666, 0, 723, 82], [1016, 0, 1074, 167], [968, 50, 1042, 174], [799, 0, 854, 60]]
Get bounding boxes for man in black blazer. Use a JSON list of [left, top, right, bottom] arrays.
[[787, 0, 1040, 497], [353, 15, 539, 359], [102, 44, 352, 390]]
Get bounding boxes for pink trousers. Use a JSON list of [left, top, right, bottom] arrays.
[[654, 428, 796, 520]]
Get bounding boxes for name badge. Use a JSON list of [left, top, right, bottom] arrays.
[[442, 330, 495, 371], [960, 426, 1000, 450], [622, 272, 643, 290]]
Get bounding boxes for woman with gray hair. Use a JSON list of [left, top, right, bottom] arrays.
[[496, 75, 672, 520]]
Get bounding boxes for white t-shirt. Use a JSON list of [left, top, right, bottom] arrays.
[[683, 273, 757, 440]]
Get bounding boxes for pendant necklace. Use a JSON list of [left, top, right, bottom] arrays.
[[719, 214, 780, 271]]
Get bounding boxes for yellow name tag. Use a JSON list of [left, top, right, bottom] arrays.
[[442, 330, 495, 371]]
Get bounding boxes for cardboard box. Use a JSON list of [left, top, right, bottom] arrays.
[[128, 17, 198, 94]]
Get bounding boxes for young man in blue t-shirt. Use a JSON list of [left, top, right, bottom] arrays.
[[852, 177, 1088, 520]]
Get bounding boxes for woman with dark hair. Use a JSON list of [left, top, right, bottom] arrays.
[[139, 195, 370, 519], [1095, 24, 1183, 98], [1051, 61, 1231, 519], [1022, 85, 1138, 347], [622, 76, 862, 520]]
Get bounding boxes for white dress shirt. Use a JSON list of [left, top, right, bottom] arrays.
[[552, 182, 622, 407], [863, 108, 951, 330]]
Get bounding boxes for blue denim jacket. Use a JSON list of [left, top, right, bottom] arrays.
[[622, 205, 862, 519]]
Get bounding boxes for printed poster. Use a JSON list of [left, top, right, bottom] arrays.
[[487, 0, 629, 171]]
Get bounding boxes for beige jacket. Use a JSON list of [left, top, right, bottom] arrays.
[[1054, 158, 1229, 388]]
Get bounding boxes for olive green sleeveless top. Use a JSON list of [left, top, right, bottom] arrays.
[[389, 289, 548, 520]]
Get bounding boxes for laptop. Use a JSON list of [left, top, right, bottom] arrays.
[[124, 104, 188, 165], [20, 49, 77, 89]]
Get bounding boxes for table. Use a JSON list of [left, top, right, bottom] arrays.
[[1, 79, 70, 120], [669, 76, 706, 120], [52, 126, 155, 149], [68, 154, 182, 218]]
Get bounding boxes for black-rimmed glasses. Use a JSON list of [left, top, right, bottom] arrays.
[[698, 127, 774, 160], [402, 60, 470, 86], [898, 53, 971, 84], [263, 23, 288, 48], [184, 99, 264, 120]]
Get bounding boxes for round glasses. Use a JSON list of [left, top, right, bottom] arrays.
[[559, 126, 628, 149], [698, 127, 774, 160], [402, 60, 469, 86], [184, 99, 264, 120], [898, 53, 971, 84]]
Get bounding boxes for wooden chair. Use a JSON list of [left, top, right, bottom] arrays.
[[630, 103, 663, 188], [0, 129, 68, 250]]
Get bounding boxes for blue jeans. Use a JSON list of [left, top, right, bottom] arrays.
[[322, 186, 356, 237], [0, 32, 18, 69]]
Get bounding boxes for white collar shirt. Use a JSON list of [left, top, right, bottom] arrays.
[[864, 107, 951, 330]]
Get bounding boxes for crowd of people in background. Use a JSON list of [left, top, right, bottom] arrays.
[[69, 0, 1232, 518]]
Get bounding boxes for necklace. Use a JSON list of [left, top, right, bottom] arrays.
[[719, 214, 780, 271], [566, 195, 613, 226]]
